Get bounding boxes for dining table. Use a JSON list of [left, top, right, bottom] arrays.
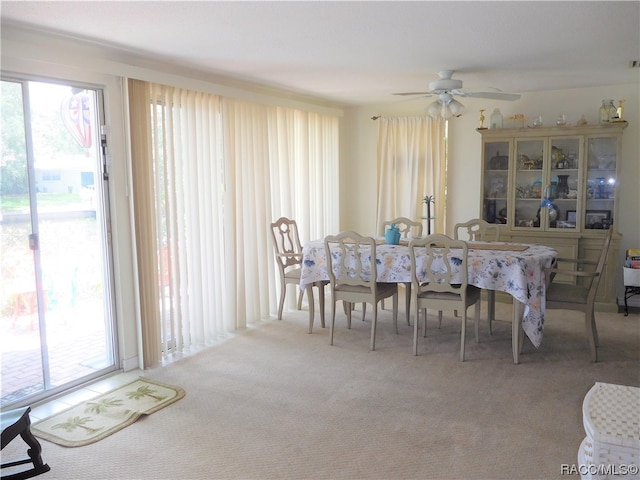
[[299, 238, 557, 364]]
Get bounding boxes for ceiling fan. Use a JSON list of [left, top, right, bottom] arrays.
[[394, 70, 520, 119]]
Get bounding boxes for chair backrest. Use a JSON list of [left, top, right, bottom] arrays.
[[324, 231, 377, 291], [454, 218, 500, 242], [382, 217, 423, 238], [409, 234, 470, 295], [587, 227, 614, 300], [270, 217, 303, 270]]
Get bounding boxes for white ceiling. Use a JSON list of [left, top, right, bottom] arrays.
[[2, 1, 639, 106]]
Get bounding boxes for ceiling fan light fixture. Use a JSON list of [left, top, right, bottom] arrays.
[[425, 95, 465, 119], [441, 102, 454, 119], [448, 98, 466, 117], [426, 100, 442, 118]]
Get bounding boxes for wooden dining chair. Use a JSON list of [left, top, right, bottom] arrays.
[[544, 227, 613, 362], [270, 217, 327, 330], [454, 218, 500, 333], [454, 218, 500, 243], [409, 234, 481, 360], [1, 406, 50, 479], [381, 217, 424, 326], [382, 217, 424, 240], [325, 231, 398, 351]]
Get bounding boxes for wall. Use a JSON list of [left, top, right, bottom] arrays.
[[342, 84, 639, 305]]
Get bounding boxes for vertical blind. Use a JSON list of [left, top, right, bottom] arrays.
[[128, 80, 339, 367]]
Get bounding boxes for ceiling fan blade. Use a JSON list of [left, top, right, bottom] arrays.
[[392, 91, 433, 96], [458, 91, 521, 101]]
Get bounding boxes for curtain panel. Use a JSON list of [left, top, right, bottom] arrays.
[[128, 80, 339, 367], [375, 116, 446, 235]]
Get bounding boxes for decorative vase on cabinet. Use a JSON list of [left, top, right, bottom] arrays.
[[481, 142, 509, 225], [557, 175, 570, 199]]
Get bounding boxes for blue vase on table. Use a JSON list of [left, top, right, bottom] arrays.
[[385, 223, 401, 245]]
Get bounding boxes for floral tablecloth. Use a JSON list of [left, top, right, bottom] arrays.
[[300, 240, 557, 348]]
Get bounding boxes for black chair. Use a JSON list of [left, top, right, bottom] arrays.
[[1, 406, 50, 480]]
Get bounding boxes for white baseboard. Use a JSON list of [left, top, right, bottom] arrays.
[[121, 355, 141, 372]]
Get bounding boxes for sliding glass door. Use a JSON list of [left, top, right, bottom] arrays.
[[0, 78, 118, 407]]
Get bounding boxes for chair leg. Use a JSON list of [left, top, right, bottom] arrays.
[[362, 303, 367, 321], [307, 285, 315, 334], [297, 285, 304, 311], [0, 408, 50, 480], [370, 304, 377, 351], [329, 300, 337, 346], [346, 303, 352, 329], [487, 290, 495, 335], [460, 311, 467, 362], [277, 281, 286, 320], [586, 308, 598, 362], [413, 302, 420, 355], [421, 308, 426, 338], [20, 425, 49, 474], [424, 308, 429, 338], [404, 282, 411, 326], [317, 282, 326, 329], [591, 306, 599, 347], [393, 292, 399, 334], [437, 311, 443, 329], [474, 301, 481, 343]]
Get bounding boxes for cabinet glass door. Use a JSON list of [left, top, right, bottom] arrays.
[[482, 141, 509, 225], [513, 139, 545, 229], [586, 137, 616, 229], [548, 137, 581, 231]]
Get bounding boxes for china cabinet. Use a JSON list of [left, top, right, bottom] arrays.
[[478, 122, 627, 311]]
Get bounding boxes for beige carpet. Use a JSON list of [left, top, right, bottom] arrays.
[[31, 377, 185, 447], [5, 300, 639, 479]]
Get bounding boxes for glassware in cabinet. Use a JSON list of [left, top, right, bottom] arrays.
[[586, 136, 617, 229], [548, 137, 581, 231], [481, 140, 510, 225], [513, 139, 545, 229]]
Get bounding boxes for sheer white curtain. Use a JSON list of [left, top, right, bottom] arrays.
[[128, 80, 339, 366], [375, 116, 447, 234]]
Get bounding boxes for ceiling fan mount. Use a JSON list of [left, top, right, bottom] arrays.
[[428, 70, 463, 92]]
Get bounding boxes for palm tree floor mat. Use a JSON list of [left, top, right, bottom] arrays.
[[31, 377, 185, 447]]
